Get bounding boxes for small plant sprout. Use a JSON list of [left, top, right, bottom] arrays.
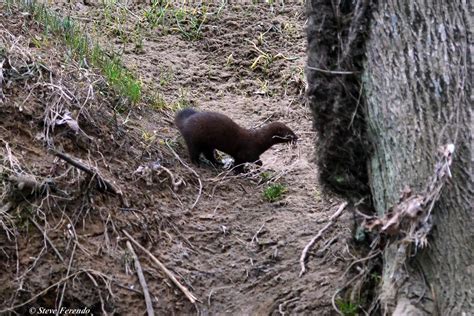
[[255, 78, 270, 96], [335, 299, 358, 316], [149, 93, 168, 110], [132, 25, 145, 53], [226, 53, 234, 66], [263, 183, 287, 202], [142, 130, 156, 144], [283, 22, 296, 34], [257, 32, 265, 45], [159, 68, 174, 86], [144, 0, 170, 28], [174, 88, 191, 110]]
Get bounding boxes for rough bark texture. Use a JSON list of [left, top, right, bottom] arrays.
[[307, 0, 473, 315], [365, 1, 473, 314]]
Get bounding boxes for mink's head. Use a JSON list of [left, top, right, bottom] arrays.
[[266, 122, 298, 144]]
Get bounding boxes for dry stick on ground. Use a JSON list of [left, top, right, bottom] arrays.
[[29, 216, 65, 264], [122, 230, 199, 304], [299, 201, 349, 277], [126, 241, 155, 316], [56, 242, 76, 316], [0, 201, 15, 240], [84, 271, 108, 315], [165, 141, 202, 209], [251, 223, 265, 244], [52, 149, 122, 196]]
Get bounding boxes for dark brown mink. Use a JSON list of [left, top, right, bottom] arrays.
[[175, 108, 298, 171]]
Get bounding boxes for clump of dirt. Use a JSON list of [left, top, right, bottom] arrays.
[[1, 2, 361, 315]]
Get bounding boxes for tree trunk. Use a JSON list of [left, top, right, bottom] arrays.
[[307, 0, 473, 314], [365, 1, 473, 314]]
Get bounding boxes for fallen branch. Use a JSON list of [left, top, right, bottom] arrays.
[[122, 230, 198, 304], [126, 241, 155, 316], [52, 149, 122, 196], [299, 201, 348, 277]]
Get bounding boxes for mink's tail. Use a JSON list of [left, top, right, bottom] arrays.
[[175, 108, 197, 131]]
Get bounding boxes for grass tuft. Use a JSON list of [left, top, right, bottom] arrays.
[[335, 299, 358, 316], [19, 1, 142, 104], [263, 183, 287, 202], [141, 1, 208, 41]]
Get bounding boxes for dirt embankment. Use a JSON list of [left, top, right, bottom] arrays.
[[1, 2, 356, 315]]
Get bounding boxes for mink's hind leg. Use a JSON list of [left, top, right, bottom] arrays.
[[187, 143, 201, 165]]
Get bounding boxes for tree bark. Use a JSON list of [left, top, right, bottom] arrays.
[[307, 0, 473, 314], [364, 1, 473, 314]]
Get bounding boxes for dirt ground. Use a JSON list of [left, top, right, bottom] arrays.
[[0, 2, 356, 315]]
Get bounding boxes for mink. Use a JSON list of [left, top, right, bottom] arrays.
[[175, 108, 297, 171]]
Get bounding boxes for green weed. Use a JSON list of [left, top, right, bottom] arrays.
[[142, 1, 208, 41], [255, 78, 271, 96], [174, 6, 207, 41], [335, 299, 358, 316], [263, 183, 287, 202], [30, 35, 49, 48], [144, 0, 169, 28]]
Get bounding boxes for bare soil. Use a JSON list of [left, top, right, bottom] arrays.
[[0, 2, 355, 315]]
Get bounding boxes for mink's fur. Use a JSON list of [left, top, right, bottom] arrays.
[[175, 108, 297, 171]]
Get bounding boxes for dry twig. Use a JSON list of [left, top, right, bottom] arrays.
[[56, 243, 76, 316], [52, 149, 122, 196], [299, 201, 348, 277], [126, 241, 155, 316], [251, 223, 265, 244], [123, 230, 199, 304], [29, 216, 65, 263], [165, 141, 202, 209]]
